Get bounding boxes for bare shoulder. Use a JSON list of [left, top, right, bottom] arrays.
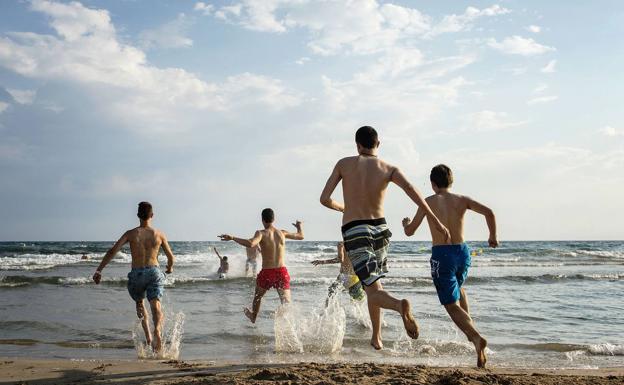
[[337, 156, 357, 167], [425, 194, 436, 203], [156, 229, 168, 240]]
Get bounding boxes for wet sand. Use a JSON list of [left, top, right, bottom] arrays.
[[1, 358, 623, 385]]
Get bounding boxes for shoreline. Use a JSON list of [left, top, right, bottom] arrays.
[[1, 358, 623, 385]]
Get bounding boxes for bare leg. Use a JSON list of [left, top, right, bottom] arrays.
[[245, 262, 250, 277], [277, 288, 291, 304], [444, 302, 487, 368], [136, 300, 152, 346], [459, 288, 470, 314], [149, 298, 163, 353], [364, 280, 419, 349], [244, 285, 268, 323]]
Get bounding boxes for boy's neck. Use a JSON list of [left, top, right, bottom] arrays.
[[436, 188, 450, 194], [139, 219, 151, 228]]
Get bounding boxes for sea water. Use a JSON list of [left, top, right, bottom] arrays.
[[0, 241, 623, 368]]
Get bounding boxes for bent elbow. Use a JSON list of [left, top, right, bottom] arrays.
[[320, 196, 330, 207]]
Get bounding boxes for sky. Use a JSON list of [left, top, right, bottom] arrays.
[[0, 0, 623, 241]]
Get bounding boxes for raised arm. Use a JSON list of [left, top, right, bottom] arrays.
[[219, 231, 263, 248], [283, 220, 304, 240], [402, 207, 426, 236], [93, 232, 129, 284], [213, 246, 223, 261], [391, 167, 451, 242], [465, 197, 498, 247], [311, 257, 340, 266], [320, 162, 344, 213], [161, 233, 175, 274]]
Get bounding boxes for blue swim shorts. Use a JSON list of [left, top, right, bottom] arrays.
[[127, 266, 165, 302], [430, 243, 471, 305]]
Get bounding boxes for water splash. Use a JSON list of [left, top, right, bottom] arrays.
[[132, 311, 185, 359], [274, 296, 346, 354]]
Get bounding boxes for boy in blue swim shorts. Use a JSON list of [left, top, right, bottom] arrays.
[[92, 202, 175, 353], [402, 164, 498, 368]]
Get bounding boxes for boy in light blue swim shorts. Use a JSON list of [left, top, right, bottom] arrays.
[[402, 164, 498, 368]]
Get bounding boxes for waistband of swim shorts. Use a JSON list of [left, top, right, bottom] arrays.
[[341, 217, 387, 233], [130, 265, 159, 272]]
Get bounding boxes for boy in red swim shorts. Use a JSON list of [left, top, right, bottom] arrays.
[[219, 208, 304, 323]]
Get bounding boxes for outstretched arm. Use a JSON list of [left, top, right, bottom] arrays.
[[213, 247, 223, 261], [466, 197, 498, 247], [283, 220, 304, 240], [93, 232, 129, 284], [391, 167, 451, 242], [219, 231, 263, 248], [161, 233, 175, 274], [311, 257, 340, 266], [402, 207, 426, 236], [320, 162, 344, 213]]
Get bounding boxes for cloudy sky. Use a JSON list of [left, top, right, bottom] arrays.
[[0, 0, 622, 241]]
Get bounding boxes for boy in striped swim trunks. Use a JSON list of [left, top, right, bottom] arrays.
[[320, 126, 450, 350], [311, 242, 365, 305], [402, 164, 498, 368]]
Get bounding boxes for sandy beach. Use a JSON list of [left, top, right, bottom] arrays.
[[1, 358, 623, 385]]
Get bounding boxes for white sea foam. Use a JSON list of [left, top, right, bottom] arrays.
[[274, 297, 346, 354], [133, 311, 185, 360]]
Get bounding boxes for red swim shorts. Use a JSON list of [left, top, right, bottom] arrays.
[[256, 267, 290, 290]]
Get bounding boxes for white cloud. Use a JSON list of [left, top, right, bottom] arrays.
[[0, 101, 9, 114], [600, 126, 624, 137], [194, 2, 214, 15], [533, 83, 548, 93], [139, 13, 193, 49], [209, 2, 508, 56], [463, 110, 527, 132], [295, 56, 310, 65], [6, 88, 36, 104], [426, 4, 511, 37], [526, 25, 541, 33], [488, 35, 555, 56], [541, 59, 557, 73], [527, 95, 558, 105], [0, 0, 301, 132]]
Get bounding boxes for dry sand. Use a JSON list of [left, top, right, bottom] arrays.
[[1, 358, 623, 385]]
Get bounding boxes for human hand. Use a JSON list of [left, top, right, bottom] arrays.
[[219, 234, 233, 241], [292, 220, 302, 229], [488, 236, 499, 248], [402, 217, 411, 228], [92, 270, 102, 284], [311, 260, 322, 266]]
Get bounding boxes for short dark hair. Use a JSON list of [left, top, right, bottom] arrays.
[[137, 201, 153, 221], [222, 256, 228, 261], [261, 208, 274, 223], [355, 126, 378, 149], [430, 164, 453, 188]]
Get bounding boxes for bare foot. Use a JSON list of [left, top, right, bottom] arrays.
[[370, 337, 383, 350], [400, 299, 419, 339], [474, 337, 488, 368], [152, 334, 162, 354], [244, 307, 256, 323]]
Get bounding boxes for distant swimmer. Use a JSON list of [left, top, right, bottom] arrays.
[[92, 202, 175, 353], [213, 247, 229, 279], [320, 126, 450, 350], [218, 208, 304, 323], [402, 164, 498, 368], [81, 254, 89, 260], [245, 245, 261, 277], [311, 242, 365, 306]]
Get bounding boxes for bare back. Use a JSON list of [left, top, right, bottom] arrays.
[[126, 227, 164, 268], [425, 192, 469, 246], [339, 156, 395, 224], [258, 227, 287, 269]]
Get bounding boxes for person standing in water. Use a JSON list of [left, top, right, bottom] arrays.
[[92, 202, 175, 353], [402, 164, 497, 368], [213, 247, 229, 279], [320, 126, 451, 350], [245, 245, 261, 276], [218, 208, 304, 323]]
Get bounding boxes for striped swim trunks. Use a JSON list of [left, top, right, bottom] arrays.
[[341, 218, 392, 286]]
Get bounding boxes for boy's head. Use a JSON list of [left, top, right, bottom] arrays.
[[137, 201, 153, 221], [261, 208, 274, 225], [222, 256, 228, 262], [430, 164, 453, 191], [355, 126, 379, 152]]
